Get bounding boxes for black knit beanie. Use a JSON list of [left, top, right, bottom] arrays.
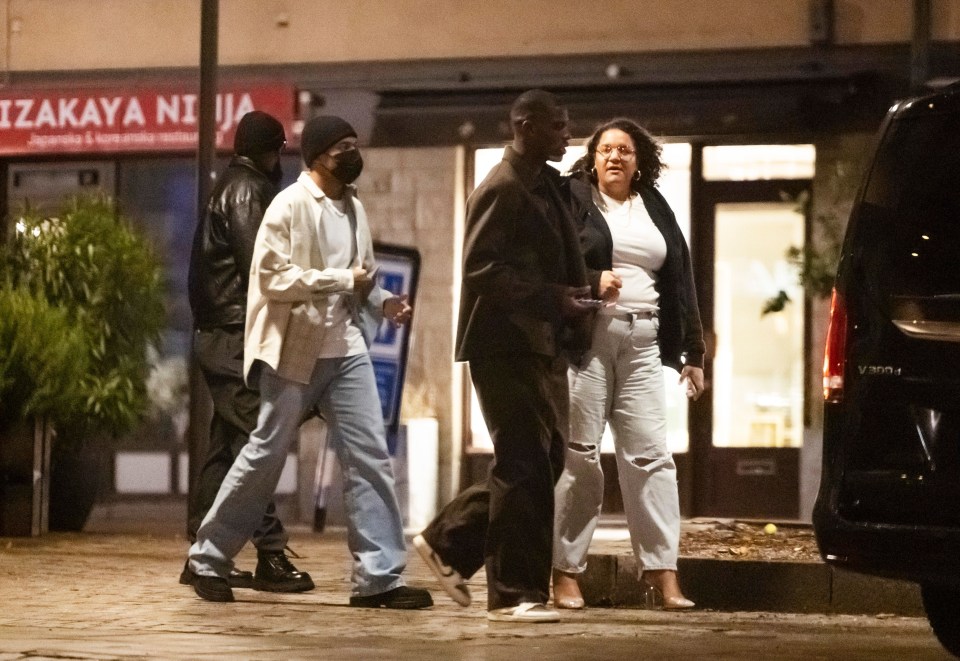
[[300, 115, 357, 168], [233, 111, 286, 156]]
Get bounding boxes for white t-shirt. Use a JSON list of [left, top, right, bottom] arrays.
[[594, 188, 666, 314], [315, 195, 366, 358]]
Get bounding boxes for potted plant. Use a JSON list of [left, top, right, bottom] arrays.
[[0, 287, 89, 535], [2, 194, 165, 531]]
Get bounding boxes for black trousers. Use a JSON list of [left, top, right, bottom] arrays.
[[422, 354, 568, 610], [187, 326, 286, 550]]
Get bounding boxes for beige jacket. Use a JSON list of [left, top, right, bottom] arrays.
[[243, 171, 384, 385]]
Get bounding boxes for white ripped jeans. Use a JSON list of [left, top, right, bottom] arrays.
[[553, 312, 680, 575]]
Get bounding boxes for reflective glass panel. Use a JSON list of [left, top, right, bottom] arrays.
[[703, 145, 815, 181], [712, 201, 805, 448]]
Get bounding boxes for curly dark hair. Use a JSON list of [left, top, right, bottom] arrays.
[[570, 118, 664, 191]]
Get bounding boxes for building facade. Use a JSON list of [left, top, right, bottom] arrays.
[[1, 0, 958, 523]]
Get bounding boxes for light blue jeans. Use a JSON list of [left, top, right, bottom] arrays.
[[189, 353, 408, 597], [554, 313, 680, 575]]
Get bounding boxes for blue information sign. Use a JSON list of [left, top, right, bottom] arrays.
[[368, 243, 420, 441]]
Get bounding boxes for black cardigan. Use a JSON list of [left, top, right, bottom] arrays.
[[564, 175, 705, 371]]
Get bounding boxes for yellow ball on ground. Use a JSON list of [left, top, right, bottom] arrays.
[[764, 523, 778, 535]]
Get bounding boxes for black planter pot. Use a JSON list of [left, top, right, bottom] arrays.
[[48, 435, 109, 532], [0, 419, 52, 536]]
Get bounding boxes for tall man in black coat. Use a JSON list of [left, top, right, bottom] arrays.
[[414, 90, 593, 622], [183, 110, 312, 593]]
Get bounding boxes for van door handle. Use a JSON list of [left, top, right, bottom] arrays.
[[892, 320, 960, 343]]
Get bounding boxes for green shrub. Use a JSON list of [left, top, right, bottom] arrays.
[[0, 288, 89, 432], [3, 194, 165, 436]]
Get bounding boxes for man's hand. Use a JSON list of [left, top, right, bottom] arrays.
[[559, 285, 595, 319], [353, 267, 373, 294], [383, 294, 412, 327]]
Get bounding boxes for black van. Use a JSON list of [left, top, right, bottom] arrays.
[[813, 81, 960, 656]]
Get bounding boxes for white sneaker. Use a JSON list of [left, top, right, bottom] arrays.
[[487, 602, 560, 623], [412, 534, 471, 607]]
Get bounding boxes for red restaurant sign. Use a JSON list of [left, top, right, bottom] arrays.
[[0, 83, 296, 156]]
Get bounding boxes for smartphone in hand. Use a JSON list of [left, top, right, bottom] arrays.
[[576, 297, 605, 308]]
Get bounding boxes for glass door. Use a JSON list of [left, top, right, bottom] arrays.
[[713, 200, 805, 451], [692, 178, 810, 519]]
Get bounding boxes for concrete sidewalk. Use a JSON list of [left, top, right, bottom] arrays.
[[0, 526, 946, 661], [81, 498, 923, 618]]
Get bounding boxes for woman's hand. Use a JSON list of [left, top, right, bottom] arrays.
[[599, 270, 622, 302], [383, 294, 412, 327], [679, 366, 705, 400]]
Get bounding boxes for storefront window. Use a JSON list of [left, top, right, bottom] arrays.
[[115, 158, 197, 493], [703, 144, 815, 181]]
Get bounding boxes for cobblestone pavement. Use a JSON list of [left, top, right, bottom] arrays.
[[0, 529, 950, 660]]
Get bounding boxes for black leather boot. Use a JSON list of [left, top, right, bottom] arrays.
[[193, 574, 234, 602], [253, 550, 315, 593], [227, 567, 254, 589], [180, 561, 253, 589], [180, 565, 234, 602]]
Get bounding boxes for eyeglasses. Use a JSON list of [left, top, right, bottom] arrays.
[[597, 144, 635, 159]]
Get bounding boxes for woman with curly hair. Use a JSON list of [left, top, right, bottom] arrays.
[[552, 118, 705, 611]]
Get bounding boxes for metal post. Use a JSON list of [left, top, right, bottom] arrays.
[[186, 0, 218, 536], [198, 0, 218, 212], [910, 0, 931, 94]]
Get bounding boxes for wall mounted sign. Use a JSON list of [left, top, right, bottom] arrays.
[[0, 83, 295, 156]]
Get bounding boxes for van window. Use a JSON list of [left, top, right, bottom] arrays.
[[861, 111, 960, 301]]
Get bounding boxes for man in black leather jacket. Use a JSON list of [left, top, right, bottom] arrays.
[[182, 110, 313, 593]]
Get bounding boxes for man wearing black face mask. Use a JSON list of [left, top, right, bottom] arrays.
[[185, 116, 433, 609], [185, 110, 313, 594]]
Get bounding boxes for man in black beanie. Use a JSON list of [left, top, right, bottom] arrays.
[[186, 115, 432, 609], [185, 110, 314, 594]]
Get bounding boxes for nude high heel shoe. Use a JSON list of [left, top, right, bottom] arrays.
[[641, 571, 695, 611], [552, 569, 585, 610]]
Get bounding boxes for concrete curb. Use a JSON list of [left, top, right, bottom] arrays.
[[85, 501, 924, 617], [582, 553, 924, 616]]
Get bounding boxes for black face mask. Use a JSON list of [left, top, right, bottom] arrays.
[[331, 149, 364, 184]]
